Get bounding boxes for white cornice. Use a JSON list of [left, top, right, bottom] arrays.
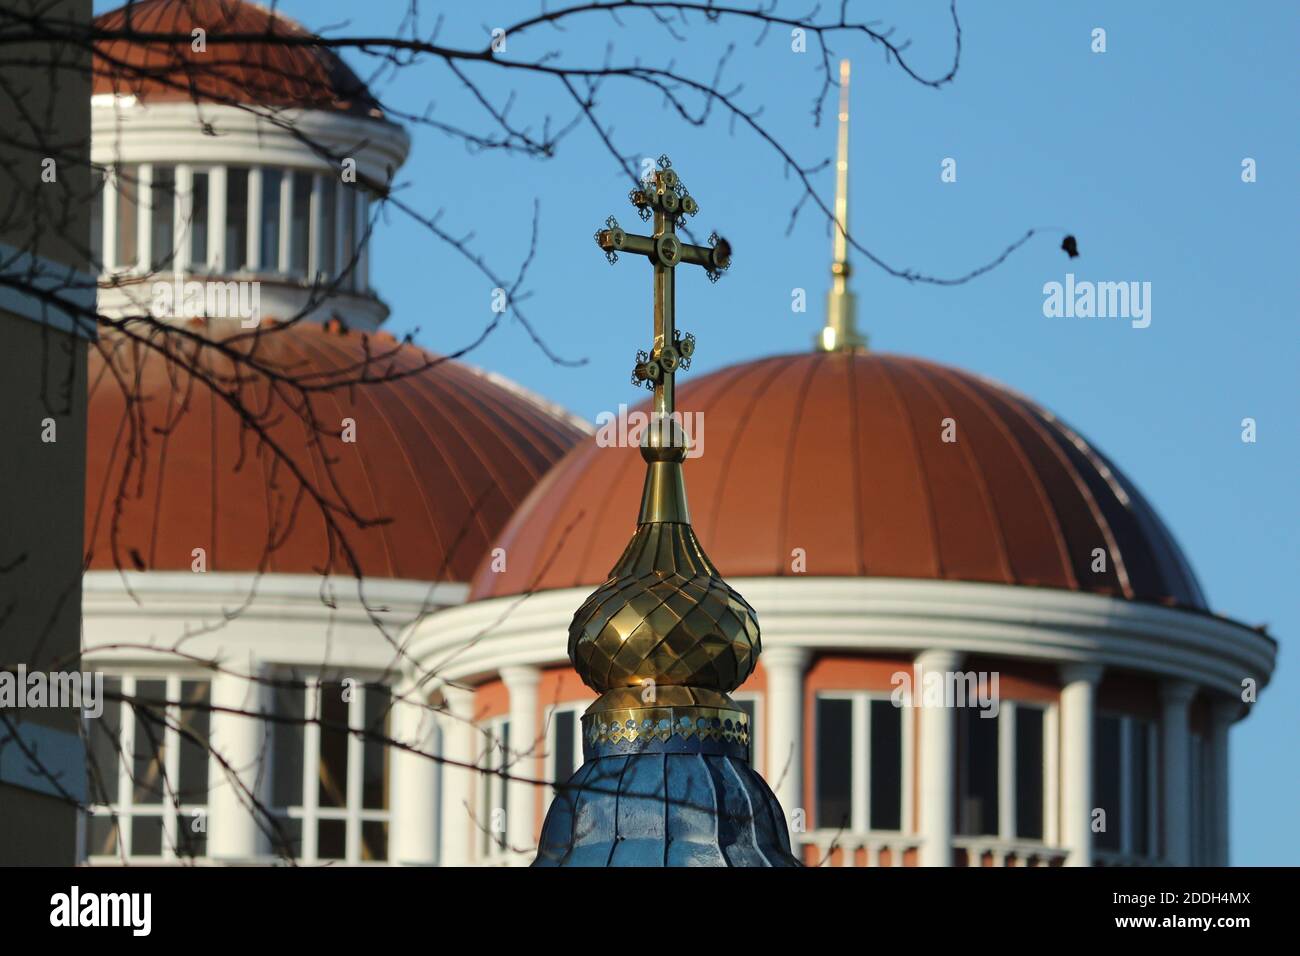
[[83, 571, 466, 672], [91, 101, 410, 186], [400, 577, 1277, 705], [96, 276, 389, 332]]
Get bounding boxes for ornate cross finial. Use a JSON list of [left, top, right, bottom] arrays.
[[594, 156, 732, 439]]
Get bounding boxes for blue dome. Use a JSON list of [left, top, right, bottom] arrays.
[[534, 745, 799, 867]]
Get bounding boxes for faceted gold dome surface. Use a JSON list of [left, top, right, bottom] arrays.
[[568, 521, 761, 693]]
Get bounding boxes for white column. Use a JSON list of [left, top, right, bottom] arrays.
[[206, 666, 265, 861], [1160, 680, 1197, 866], [762, 646, 809, 834], [389, 684, 439, 865], [1059, 662, 1103, 867], [1208, 698, 1235, 866], [917, 648, 963, 867], [436, 684, 476, 866], [500, 665, 541, 862]]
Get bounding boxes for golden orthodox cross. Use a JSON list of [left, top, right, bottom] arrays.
[[595, 155, 731, 443]]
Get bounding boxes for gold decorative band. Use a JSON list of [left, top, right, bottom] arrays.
[[582, 704, 750, 760]]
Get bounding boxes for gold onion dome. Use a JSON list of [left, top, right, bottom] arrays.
[[568, 520, 761, 693]]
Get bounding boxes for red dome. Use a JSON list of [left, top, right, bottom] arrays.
[[472, 351, 1207, 610], [86, 323, 586, 581], [93, 0, 383, 117]]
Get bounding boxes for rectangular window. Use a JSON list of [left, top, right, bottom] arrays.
[[116, 164, 138, 269], [271, 680, 305, 809], [957, 707, 999, 836], [85, 675, 211, 862], [290, 171, 311, 276], [88, 676, 122, 806], [1015, 706, 1045, 840], [1131, 719, 1152, 856], [553, 709, 577, 787], [268, 676, 392, 864], [149, 165, 175, 270], [1093, 715, 1156, 858], [89, 170, 105, 270], [815, 693, 906, 835], [869, 699, 903, 831], [225, 167, 249, 270], [545, 704, 587, 821], [1093, 714, 1124, 852], [1189, 732, 1207, 865], [131, 678, 167, 805], [362, 684, 390, 811], [731, 694, 761, 770], [480, 719, 510, 857], [177, 679, 210, 803], [815, 697, 853, 830], [189, 171, 209, 267], [318, 175, 336, 279], [339, 186, 356, 289], [317, 681, 350, 810], [260, 169, 282, 271]]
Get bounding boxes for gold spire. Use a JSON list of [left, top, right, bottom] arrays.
[[818, 59, 868, 353]]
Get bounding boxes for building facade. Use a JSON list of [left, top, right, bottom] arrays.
[[79, 3, 1276, 867]]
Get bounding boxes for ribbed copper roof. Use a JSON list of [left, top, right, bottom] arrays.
[[93, 0, 383, 117], [472, 351, 1207, 610], [85, 323, 586, 581]]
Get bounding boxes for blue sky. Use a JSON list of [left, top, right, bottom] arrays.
[[96, 0, 1297, 863]]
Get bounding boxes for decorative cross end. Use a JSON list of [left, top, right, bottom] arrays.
[[631, 331, 695, 390]]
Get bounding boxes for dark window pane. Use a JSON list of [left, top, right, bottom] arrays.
[[357, 196, 369, 290], [1015, 706, 1045, 840], [290, 171, 311, 276], [362, 684, 389, 810], [176, 810, 207, 859], [260, 169, 282, 270], [815, 698, 853, 830], [553, 709, 576, 787], [1189, 733, 1207, 864], [190, 171, 209, 266], [1093, 715, 1123, 851], [116, 164, 138, 268], [317, 682, 350, 809], [271, 680, 305, 807], [149, 165, 175, 270], [132, 679, 167, 804], [130, 815, 163, 856], [177, 680, 209, 802], [958, 708, 999, 836], [361, 820, 388, 862], [339, 186, 355, 288], [226, 168, 248, 269], [1130, 720, 1150, 856], [90, 172, 104, 269], [268, 816, 302, 860], [735, 698, 756, 763], [318, 818, 346, 860], [869, 699, 902, 831], [87, 677, 121, 803], [86, 813, 119, 857], [318, 176, 336, 278]]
